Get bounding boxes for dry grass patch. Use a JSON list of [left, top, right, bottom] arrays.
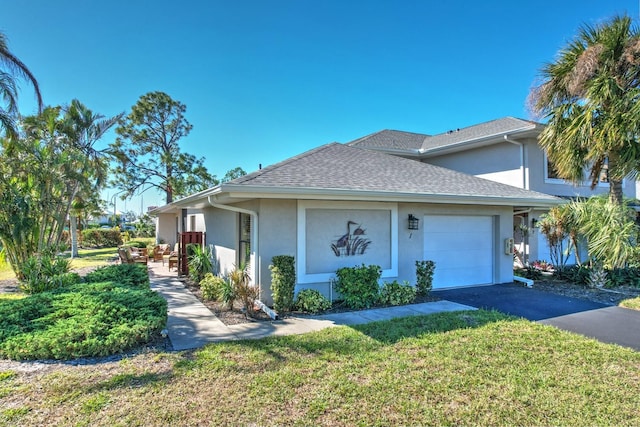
[[620, 296, 640, 310]]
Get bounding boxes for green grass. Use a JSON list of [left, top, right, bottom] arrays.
[[68, 247, 119, 270], [620, 296, 640, 310], [2, 310, 639, 426], [0, 263, 14, 281], [0, 247, 120, 281]]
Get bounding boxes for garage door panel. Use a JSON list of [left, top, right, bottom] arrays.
[[424, 215, 494, 289]]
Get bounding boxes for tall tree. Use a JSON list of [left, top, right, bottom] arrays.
[[0, 31, 43, 138], [222, 166, 247, 182], [60, 100, 123, 257], [529, 15, 640, 205], [110, 91, 216, 204], [0, 102, 117, 276]]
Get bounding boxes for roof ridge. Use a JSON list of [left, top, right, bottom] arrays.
[[347, 129, 430, 146], [232, 143, 338, 184], [429, 116, 535, 137]]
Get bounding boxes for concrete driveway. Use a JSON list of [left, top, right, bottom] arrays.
[[433, 283, 640, 351]]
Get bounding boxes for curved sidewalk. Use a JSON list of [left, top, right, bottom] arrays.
[[148, 263, 475, 351]]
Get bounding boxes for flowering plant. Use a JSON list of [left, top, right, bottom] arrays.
[[531, 260, 554, 272]]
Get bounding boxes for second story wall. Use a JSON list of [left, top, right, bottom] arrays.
[[526, 140, 638, 199], [424, 141, 525, 189]]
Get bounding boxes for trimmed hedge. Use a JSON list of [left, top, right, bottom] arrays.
[[415, 260, 435, 296], [335, 264, 381, 310], [270, 255, 296, 314], [82, 229, 123, 248]]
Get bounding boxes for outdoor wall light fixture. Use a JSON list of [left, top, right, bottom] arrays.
[[408, 214, 419, 230], [531, 218, 538, 229]]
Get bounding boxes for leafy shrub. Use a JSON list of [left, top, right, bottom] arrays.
[[219, 278, 236, 309], [269, 255, 296, 314], [295, 289, 331, 314], [82, 229, 123, 248], [0, 281, 167, 360], [188, 245, 213, 283], [379, 280, 416, 306], [334, 264, 381, 310], [84, 264, 150, 288], [415, 260, 435, 296], [605, 267, 640, 288], [514, 266, 542, 281], [127, 241, 148, 249], [200, 273, 226, 301], [229, 265, 258, 317], [19, 254, 79, 294]]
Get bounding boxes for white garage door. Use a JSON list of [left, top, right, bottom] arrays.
[[423, 215, 494, 289]]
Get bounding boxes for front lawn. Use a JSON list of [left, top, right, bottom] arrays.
[[620, 297, 640, 310], [2, 310, 639, 426], [0, 247, 120, 282]]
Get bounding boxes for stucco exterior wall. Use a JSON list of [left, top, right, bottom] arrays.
[[202, 206, 238, 278], [255, 199, 297, 305], [526, 142, 638, 198], [198, 198, 516, 305], [425, 142, 524, 188], [396, 203, 514, 286], [156, 213, 178, 245]]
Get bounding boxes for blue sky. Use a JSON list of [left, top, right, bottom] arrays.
[[3, 0, 637, 213]]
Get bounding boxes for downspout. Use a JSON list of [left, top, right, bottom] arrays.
[[504, 135, 528, 190], [513, 208, 533, 266], [207, 195, 260, 292]]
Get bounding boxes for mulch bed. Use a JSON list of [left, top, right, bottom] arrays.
[[531, 279, 640, 306], [181, 275, 640, 326]]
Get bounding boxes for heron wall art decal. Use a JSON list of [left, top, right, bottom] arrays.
[[330, 220, 371, 257]]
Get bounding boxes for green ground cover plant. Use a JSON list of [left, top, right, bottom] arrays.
[[1, 310, 639, 426], [83, 263, 149, 287], [0, 264, 165, 360]]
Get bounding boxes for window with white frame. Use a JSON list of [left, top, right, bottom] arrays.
[[544, 152, 610, 186]]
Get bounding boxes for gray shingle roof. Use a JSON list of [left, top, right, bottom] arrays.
[[421, 117, 540, 151], [345, 117, 541, 153], [347, 129, 429, 151], [229, 143, 558, 203]]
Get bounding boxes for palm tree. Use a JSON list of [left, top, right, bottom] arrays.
[[61, 100, 123, 257], [529, 15, 640, 205], [0, 31, 43, 138]]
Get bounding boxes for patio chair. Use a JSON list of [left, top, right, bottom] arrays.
[[153, 244, 171, 262], [118, 246, 148, 265], [163, 243, 179, 271]]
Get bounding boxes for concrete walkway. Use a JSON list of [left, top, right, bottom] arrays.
[[147, 263, 476, 351]]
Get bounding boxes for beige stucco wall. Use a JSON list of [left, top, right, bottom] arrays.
[[202, 206, 240, 278], [396, 203, 514, 286], [425, 142, 524, 188], [198, 198, 516, 305], [156, 213, 178, 245], [526, 142, 638, 198]]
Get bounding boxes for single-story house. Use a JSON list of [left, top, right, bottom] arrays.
[[152, 141, 560, 305]]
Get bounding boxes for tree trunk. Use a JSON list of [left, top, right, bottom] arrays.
[[70, 215, 78, 258], [609, 178, 624, 206]]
